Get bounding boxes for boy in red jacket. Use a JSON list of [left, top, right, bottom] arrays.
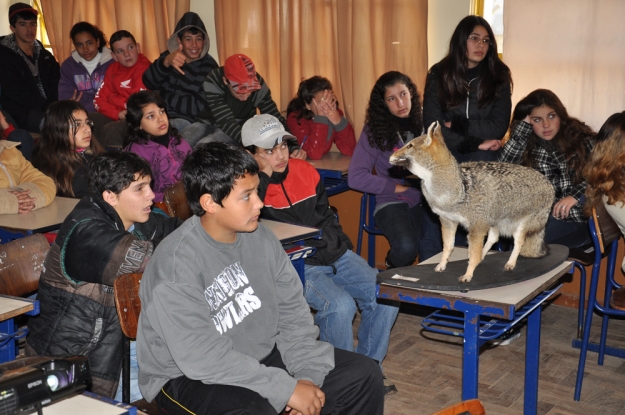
[[94, 30, 149, 147]]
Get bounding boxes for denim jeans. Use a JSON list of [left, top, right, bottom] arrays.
[[169, 118, 217, 148], [545, 216, 591, 248], [114, 340, 142, 403], [304, 250, 399, 364]]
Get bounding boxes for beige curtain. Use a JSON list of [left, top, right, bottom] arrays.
[[215, 0, 428, 136], [504, 0, 625, 132], [40, 0, 190, 63]]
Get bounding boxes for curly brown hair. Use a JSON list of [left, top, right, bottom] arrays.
[[583, 111, 625, 216], [365, 71, 423, 152]]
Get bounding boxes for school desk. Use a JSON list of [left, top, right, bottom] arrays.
[[0, 295, 39, 362], [307, 152, 351, 196], [377, 248, 572, 415], [262, 219, 321, 284], [0, 197, 79, 243]]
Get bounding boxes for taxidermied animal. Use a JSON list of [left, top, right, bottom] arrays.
[[389, 122, 555, 282]]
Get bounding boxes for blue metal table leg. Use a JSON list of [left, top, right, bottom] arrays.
[[0, 319, 17, 362], [462, 310, 480, 400], [524, 304, 541, 415]]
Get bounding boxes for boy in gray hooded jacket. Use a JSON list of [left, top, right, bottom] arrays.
[[142, 12, 218, 146]]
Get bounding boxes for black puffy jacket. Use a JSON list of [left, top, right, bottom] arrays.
[[26, 194, 181, 398]]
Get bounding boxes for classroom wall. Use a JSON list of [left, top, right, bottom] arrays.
[[0, 0, 17, 36], [427, 0, 470, 68]]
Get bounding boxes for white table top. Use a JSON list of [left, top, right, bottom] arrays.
[[261, 219, 320, 245], [0, 295, 34, 321], [0, 197, 78, 233], [42, 394, 131, 415], [380, 247, 572, 312], [307, 152, 351, 174]]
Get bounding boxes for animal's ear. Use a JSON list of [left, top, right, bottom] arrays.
[[424, 121, 439, 146], [428, 121, 445, 144]]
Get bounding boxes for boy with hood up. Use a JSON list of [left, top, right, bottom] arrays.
[[142, 12, 219, 147]]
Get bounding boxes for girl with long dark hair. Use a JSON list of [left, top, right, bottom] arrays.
[[423, 15, 512, 162], [33, 100, 104, 198], [124, 91, 192, 203], [500, 89, 595, 247], [348, 71, 441, 267], [286, 76, 355, 160]]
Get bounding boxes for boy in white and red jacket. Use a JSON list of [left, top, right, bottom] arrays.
[[94, 30, 149, 147]]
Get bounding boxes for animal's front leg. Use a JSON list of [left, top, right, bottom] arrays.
[[460, 226, 488, 283], [435, 218, 458, 272]]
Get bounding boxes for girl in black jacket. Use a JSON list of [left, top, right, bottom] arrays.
[[423, 15, 512, 162]]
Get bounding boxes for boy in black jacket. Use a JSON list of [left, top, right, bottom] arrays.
[[26, 152, 182, 400]]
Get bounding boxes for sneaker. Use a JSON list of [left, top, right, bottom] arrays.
[[383, 375, 398, 395], [488, 328, 521, 346]]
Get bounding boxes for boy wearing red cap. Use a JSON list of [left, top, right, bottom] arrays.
[[200, 54, 305, 158], [0, 2, 59, 133]]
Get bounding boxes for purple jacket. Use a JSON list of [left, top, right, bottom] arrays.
[[348, 125, 421, 209], [58, 50, 113, 112], [125, 136, 192, 203]]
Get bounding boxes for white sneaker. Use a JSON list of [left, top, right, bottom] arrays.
[[488, 329, 521, 346]]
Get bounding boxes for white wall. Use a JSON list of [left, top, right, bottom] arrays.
[[427, 0, 471, 68], [190, 0, 219, 64], [0, 0, 17, 36]]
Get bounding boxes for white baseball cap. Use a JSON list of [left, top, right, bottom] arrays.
[[241, 114, 296, 149]]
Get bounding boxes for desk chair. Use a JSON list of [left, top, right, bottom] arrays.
[[574, 203, 623, 401], [430, 399, 485, 415], [356, 193, 384, 268], [163, 181, 193, 221], [0, 234, 48, 361]]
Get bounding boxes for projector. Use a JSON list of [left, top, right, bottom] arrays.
[[0, 356, 90, 415]]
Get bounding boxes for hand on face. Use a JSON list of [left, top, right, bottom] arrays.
[[0, 111, 8, 130], [312, 90, 341, 124]]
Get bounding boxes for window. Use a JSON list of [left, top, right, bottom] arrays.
[[32, 0, 53, 55]]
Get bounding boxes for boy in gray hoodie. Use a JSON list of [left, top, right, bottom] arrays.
[[142, 12, 218, 146], [136, 142, 384, 415]]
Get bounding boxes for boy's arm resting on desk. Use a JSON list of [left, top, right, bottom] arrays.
[[272, 236, 334, 386]]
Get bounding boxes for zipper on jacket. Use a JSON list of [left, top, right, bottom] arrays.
[[466, 77, 477, 119], [0, 160, 16, 188]]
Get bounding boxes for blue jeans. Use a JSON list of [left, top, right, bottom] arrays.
[[169, 118, 217, 148], [304, 250, 399, 364], [545, 216, 590, 248], [114, 340, 142, 403]]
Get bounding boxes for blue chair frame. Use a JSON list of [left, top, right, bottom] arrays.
[[355, 193, 384, 268], [574, 204, 624, 401]]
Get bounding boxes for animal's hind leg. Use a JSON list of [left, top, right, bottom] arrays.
[[435, 218, 458, 272], [460, 225, 489, 283], [505, 226, 528, 271], [481, 227, 500, 260]]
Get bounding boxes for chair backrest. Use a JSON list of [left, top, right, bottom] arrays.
[[430, 399, 486, 415], [0, 234, 49, 297], [592, 202, 621, 254], [113, 273, 143, 339], [163, 181, 193, 221]]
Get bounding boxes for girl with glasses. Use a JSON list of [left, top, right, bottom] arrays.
[[423, 15, 512, 162], [33, 100, 104, 198]]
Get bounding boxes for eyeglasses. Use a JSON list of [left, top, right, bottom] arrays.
[[72, 119, 94, 130], [467, 35, 492, 46]]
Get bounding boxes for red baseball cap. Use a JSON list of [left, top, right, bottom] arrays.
[[9, 3, 38, 21], [224, 54, 261, 94]]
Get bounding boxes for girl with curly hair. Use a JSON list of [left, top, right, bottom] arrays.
[[33, 100, 104, 198], [286, 76, 355, 160], [123, 91, 192, 203], [423, 15, 512, 162], [583, 112, 625, 249], [499, 89, 596, 248], [348, 71, 441, 267]]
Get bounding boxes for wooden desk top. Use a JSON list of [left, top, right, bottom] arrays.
[[307, 152, 351, 174], [0, 197, 78, 233], [261, 219, 321, 245], [0, 296, 34, 321], [379, 248, 571, 318]]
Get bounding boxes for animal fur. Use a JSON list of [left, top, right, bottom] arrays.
[[389, 122, 555, 282]]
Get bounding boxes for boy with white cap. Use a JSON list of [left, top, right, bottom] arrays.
[[243, 114, 399, 394]]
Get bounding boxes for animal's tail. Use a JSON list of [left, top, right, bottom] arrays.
[[520, 228, 548, 258]]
